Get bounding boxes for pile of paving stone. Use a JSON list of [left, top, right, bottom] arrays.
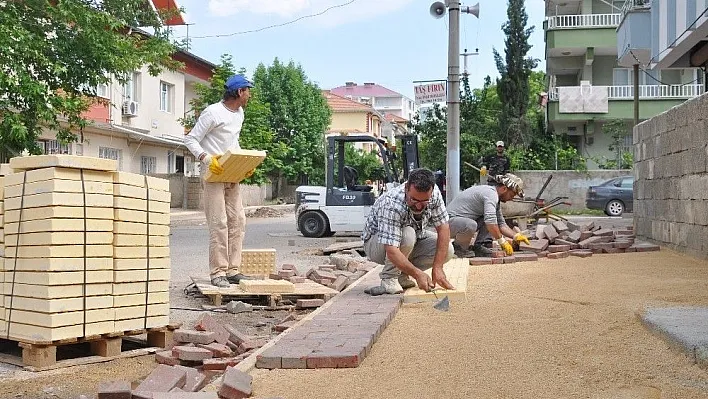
[[471, 220, 660, 265], [269, 253, 378, 292], [96, 313, 284, 399]]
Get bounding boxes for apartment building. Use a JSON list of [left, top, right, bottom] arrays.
[[544, 0, 704, 168], [34, 0, 213, 177], [330, 82, 418, 122]]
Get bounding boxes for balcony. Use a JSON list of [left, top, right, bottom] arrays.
[[620, 0, 651, 21], [548, 84, 704, 101], [546, 13, 621, 30]]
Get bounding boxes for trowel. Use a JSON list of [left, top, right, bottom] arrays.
[[430, 289, 450, 312]]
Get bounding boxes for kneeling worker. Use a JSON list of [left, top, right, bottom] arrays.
[[362, 168, 456, 296], [447, 173, 530, 258]]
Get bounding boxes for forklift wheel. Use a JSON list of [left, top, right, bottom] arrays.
[[298, 211, 330, 238]]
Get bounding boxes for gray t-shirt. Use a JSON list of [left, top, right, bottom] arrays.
[[446, 185, 506, 227]]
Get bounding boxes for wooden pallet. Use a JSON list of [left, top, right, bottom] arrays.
[[0, 323, 180, 370], [402, 258, 470, 303], [190, 276, 338, 306]]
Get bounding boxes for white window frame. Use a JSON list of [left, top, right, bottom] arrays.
[[141, 156, 157, 174], [122, 72, 140, 102], [159, 81, 173, 113], [167, 151, 176, 174], [98, 146, 123, 171], [37, 139, 71, 155]]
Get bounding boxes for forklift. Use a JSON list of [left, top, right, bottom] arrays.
[[295, 134, 419, 238]]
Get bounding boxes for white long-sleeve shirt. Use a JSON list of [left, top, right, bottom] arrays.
[[184, 102, 244, 160]]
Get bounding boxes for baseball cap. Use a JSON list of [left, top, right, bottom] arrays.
[[225, 74, 254, 92], [496, 140, 505, 147]]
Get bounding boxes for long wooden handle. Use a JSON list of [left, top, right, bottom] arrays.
[[463, 161, 481, 172]]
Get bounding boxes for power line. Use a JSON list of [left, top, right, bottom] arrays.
[[629, 50, 701, 87], [650, 6, 708, 64], [186, 0, 357, 39]]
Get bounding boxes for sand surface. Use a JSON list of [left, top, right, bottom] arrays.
[[252, 250, 708, 399]]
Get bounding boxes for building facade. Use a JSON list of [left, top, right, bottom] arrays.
[[329, 82, 418, 122], [544, 0, 704, 168]]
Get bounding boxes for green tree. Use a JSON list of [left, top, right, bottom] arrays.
[[592, 119, 632, 169], [253, 59, 332, 186], [179, 55, 284, 185], [493, 0, 539, 146], [0, 0, 180, 155]]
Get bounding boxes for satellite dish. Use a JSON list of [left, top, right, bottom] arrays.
[[430, 1, 446, 19]]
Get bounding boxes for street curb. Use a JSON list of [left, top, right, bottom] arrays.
[[639, 307, 708, 369]]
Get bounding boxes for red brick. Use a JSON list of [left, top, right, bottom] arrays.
[[97, 380, 131, 399], [194, 314, 230, 345], [469, 257, 492, 266], [173, 329, 217, 345], [153, 393, 219, 399], [197, 342, 234, 358], [273, 320, 297, 332], [223, 325, 250, 345], [155, 350, 181, 366], [490, 250, 505, 258], [297, 298, 325, 308], [569, 250, 592, 258], [281, 263, 297, 271], [547, 251, 569, 259], [519, 239, 549, 252], [311, 268, 337, 281], [514, 253, 538, 262], [278, 269, 296, 278], [172, 346, 213, 361], [268, 273, 282, 280], [567, 230, 582, 243], [219, 366, 253, 399], [133, 365, 187, 399], [593, 228, 614, 237], [238, 338, 268, 354], [203, 356, 241, 370], [491, 257, 503, 264], [538, 251, 548, 257], [306, 348, 365, 368], [613, 241, 632, 249], [289, 276, 306, 283], [174, 365, 207, 392], [547, 244, 571, 253], [579, 231, 594, 241], [603, 247, 624, 254], [502, 256, 516, 264], [543, 225, 559, 243], [281, 348, 311, 369]]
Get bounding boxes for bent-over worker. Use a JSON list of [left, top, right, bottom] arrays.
[[184, 74, 257, 288], [447, 173, 530, 258], [361, 168, 455, 296]]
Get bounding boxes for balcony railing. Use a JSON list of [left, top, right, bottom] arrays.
[[621, 0, 651, 20], [548, 84, 704, 100], [546, 13, 621, 29]]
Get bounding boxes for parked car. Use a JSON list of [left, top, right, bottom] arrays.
[[586, 175, 634, 216]]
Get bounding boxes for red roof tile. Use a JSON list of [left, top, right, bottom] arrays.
[[330, 83, 402, 98], [322, 90, 374, 113], [385, 113, 408, 123]]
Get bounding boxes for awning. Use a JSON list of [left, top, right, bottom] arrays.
[[111, 124, 185, 147]]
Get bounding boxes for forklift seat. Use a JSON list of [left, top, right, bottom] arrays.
[[343, 166, 372, 192]]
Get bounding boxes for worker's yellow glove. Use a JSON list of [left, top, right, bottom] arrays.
[[480, 166, 488, 177], [513, 232, 530, 245], [208, 155, 224, 175], [497, 237, 514, 256]]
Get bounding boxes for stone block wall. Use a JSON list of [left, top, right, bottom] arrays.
[[633, 93, 708, 260]]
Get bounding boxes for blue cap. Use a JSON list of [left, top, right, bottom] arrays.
[[225, 74, 254, 92]]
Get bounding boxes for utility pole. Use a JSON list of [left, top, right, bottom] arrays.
[[430, 1, 479, 204], [633, 64, 639, 127]]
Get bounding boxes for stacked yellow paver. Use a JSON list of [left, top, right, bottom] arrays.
[[0, 165, 8, 335], [0, 156, 171, 342], [112, 172, 171, 331]]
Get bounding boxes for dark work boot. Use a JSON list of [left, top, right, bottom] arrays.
[[226, 273, 255, 284]]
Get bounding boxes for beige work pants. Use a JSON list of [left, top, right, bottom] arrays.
[[202, 173, 246, 278]]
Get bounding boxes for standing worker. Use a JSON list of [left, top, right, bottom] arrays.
[[447, 173, 530, 258], [184, 74, 257, 288], [480, 140, 511, 185], [361, 168, 455, 296]]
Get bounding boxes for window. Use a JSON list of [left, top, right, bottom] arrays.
[[99, 146, 123, 170], [37, 139, 70, 155], [122, 72, 140, 102], [141, 156, 157, 174], [612, 68, 660, 86], [167, 151, 176, 173], [96, 82, 109, 99], [159, 81, 173, 112], [620, 177, 634, 188]]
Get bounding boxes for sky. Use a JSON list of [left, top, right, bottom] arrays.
[[170, 0, 547, 100]]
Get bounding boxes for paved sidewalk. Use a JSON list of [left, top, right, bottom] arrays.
[[170, 204, 294, 223]]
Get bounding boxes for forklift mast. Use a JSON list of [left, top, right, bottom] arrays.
[[397, 134, 419, 180]]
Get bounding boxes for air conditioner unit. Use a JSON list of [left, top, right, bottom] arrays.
[[122, 100, 139, 117]]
